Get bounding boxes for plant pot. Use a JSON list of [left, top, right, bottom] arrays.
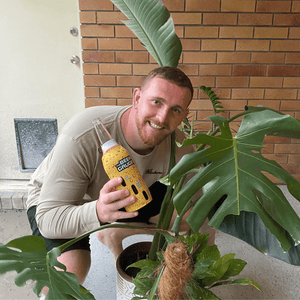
[[116, 241, 152, 300]]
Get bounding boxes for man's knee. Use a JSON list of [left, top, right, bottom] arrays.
[[57, 249, 91, 284], [39, 249, 91, 298], [96, 227, 131, 246]]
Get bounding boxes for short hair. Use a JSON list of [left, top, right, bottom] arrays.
[[141, 66, 193, 102]]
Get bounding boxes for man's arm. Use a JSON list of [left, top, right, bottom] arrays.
[[35, 132, 136, 239]]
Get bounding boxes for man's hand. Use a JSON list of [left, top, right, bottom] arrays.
[[96, 177, 138, 224]]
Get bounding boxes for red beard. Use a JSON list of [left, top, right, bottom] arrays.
[[135, 117, 170, 148]]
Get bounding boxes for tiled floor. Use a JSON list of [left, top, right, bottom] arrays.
[[0, 209, 153, 300]]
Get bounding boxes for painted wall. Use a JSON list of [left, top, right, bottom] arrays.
[[0, 0, 85, 180]]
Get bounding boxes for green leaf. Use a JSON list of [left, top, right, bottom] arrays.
[[157, 251, 165, 263], [219, 258, 247, 280], [219, 211, 300, 266], [128, 259, 160, 278], [6, 235, 46, 252], [0, 223, 167, 299], [211, 278, 262, 291], [158, 231, 176, 245], [197, 245, 220, 262], [186, 277, 221, 300], [193, 245, 221, 281], [129, 259, 162, 298], [199, 86, 224, 114], [110, 0, 182, 67], [170, 109, 300, 263], [158, 174, 170, 185], [132, 276, 155, 298], [193, 259, 217, 280], [0, 236, 94, 299], [202, 253, 236, 286], [179, 232, 208, 258]]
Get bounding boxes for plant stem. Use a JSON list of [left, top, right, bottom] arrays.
[[161, 175, 186, 230], [57, 224, 171, 254], [149, 133, 176, 261], [171, 197, 194, 235], [153, 175, 187, 255], [148, 264, 165, 300], [149, 185, 174, 260]]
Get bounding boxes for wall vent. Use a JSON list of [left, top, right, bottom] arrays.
[[14, 118, 58, 172]]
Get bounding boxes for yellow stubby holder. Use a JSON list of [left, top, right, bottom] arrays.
[[92, 118, 152, 212]]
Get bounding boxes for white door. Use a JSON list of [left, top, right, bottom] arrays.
[[0, 0, 85, 180]]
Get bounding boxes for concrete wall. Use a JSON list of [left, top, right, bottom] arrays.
[[214, 185, 300, 299]]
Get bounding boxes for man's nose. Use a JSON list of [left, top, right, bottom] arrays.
[[157, 107, 170, 123]]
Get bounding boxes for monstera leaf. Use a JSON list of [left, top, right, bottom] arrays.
[[110, 0, 182, 67], [0, 224, 166, 299], [170, 109, 300, 262], [219, 211, 300, 266], [0, 236, 94, 300]]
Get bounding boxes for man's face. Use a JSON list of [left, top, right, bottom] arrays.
[[133, 77, 191, 148]]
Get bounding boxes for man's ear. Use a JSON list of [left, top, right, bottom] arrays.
[[132, 88, 141, 108]]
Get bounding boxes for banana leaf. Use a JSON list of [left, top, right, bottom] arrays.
[[110, 0, 182, 67], [170, 109, 300, 264]]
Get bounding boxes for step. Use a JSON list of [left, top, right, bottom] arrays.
[[0, 180, 29, 211]]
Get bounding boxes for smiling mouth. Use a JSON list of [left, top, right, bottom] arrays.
[[149, 122, 164, 130]]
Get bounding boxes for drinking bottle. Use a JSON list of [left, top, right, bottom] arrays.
[[92, 118, 152, 212]]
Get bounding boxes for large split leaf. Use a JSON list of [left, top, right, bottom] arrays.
[[170, 110, 300, 261], [219, 211, 300, 266], [110, 0, 182, 67], [0, 224, 170, 299], [0, 236, 94, 299]]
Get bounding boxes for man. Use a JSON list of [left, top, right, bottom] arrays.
[[26, 66, 214, 298]]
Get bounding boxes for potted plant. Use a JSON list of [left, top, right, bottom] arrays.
[[125, 233, 263, 300], [1, 0, 300, 299]]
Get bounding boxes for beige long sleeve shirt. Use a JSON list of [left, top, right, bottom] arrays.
[[27, 105, 193, 239]]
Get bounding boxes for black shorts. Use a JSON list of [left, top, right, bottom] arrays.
[[27, 181, 167, 253], [27, 205, 91, 253], [117, 181, 167, 223]]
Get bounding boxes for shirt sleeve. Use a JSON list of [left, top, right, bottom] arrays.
[[35, 133, 101, 239]]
